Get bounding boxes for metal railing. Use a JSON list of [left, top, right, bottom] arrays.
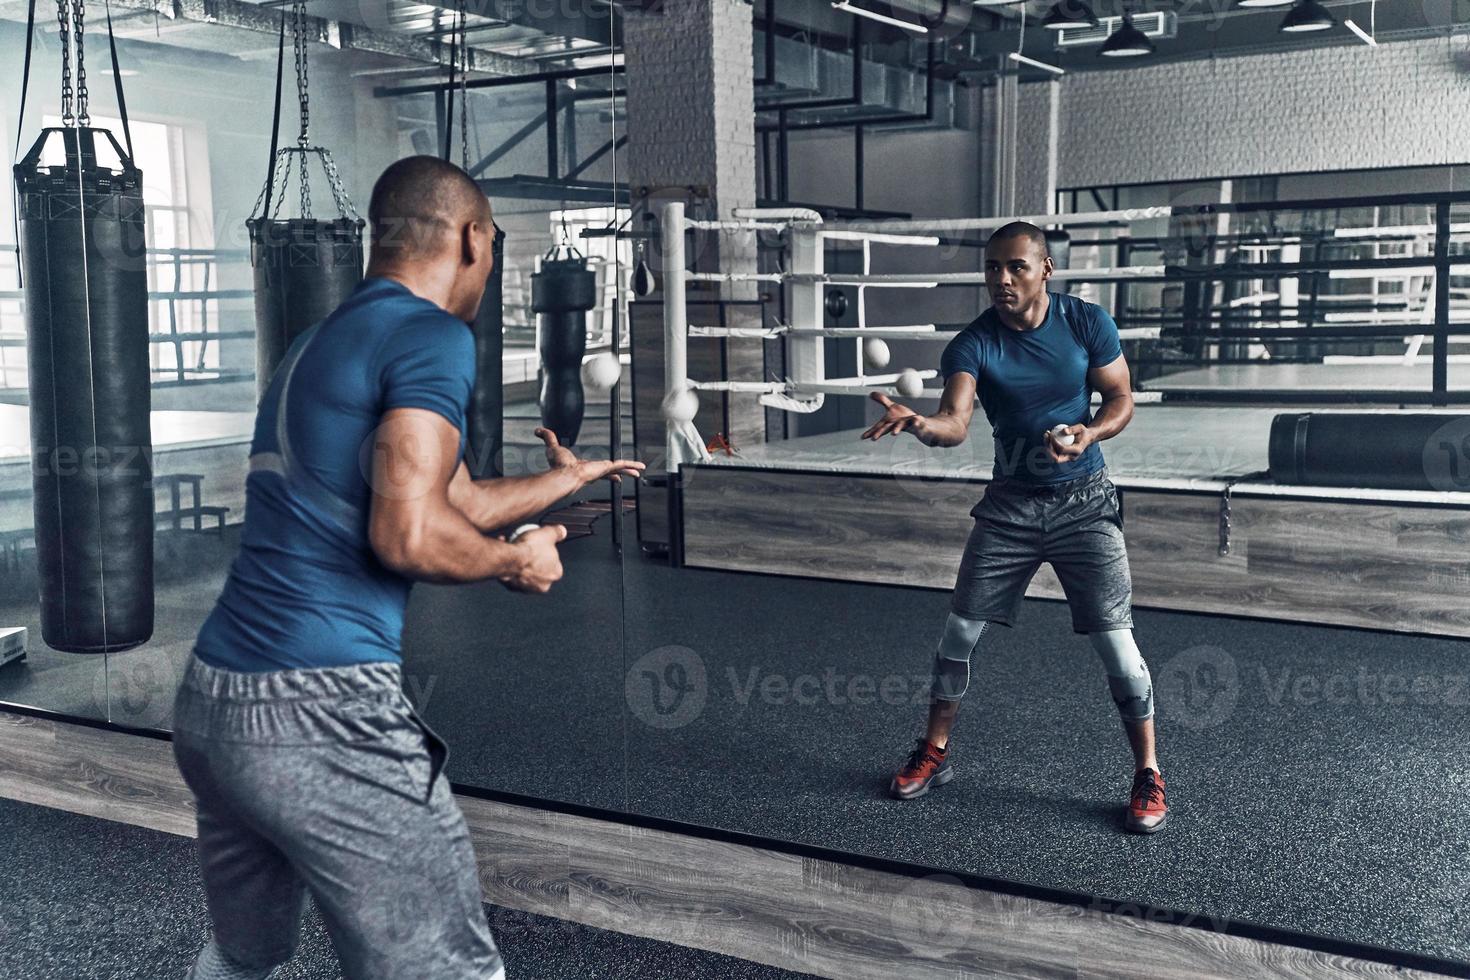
[[0, 246, 255, 391]]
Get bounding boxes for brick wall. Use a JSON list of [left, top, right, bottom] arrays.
[[1052, 35, 1470, 189], [623, 0, 764, 454]]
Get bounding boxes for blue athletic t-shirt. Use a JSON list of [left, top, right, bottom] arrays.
[[940, 291, 1122, 485], [195, 277, 476, 671]]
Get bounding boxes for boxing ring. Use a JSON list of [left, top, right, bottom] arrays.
[[648, 199, 1470, 639]]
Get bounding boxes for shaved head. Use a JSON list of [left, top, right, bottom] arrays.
[[986, 221, 1049, 261], [368, 155, 493, 258], [365, 156, 498, 322]]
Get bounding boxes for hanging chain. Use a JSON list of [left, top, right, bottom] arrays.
[[73, 0, 89, 126], [272, 149, 293, 220], [293, 1, 309, 147], [292, 0, 311, 218], [320, 150, 359, 221], [457, 0, 469, 170], [57, 0, 74, 126]]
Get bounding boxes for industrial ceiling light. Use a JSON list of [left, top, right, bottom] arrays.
[[832, 1, 929, 32], [1234, 0, 1294, 8], [1279, 0, 1335, 32], [1344, 18, 1377, 43], [829, 1, 929, 31], [1011, 9, 1066, 73], [1042, 0, 1099, 29], [1344, 0, 1376, 44], [1099, 12, 1154, 56], [1010, 52, 1067, 73]]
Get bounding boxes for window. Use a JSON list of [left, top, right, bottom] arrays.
[[1, 115, 223, 389]]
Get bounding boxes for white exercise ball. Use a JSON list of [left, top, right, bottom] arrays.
[[895, 368, 924, 399], [508, 523, 540, 543], [581, 352, 621, 394], [662, 387, 700, 423], [1049, 423, 1076, 447], [863, 337, 891, 371]]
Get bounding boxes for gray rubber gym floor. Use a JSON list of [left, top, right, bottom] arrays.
[[4, 498, 1469, 968], [0, 796, 812, 980]]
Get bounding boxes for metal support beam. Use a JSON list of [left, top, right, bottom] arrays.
[[466, 111, 549, 178], [546, 80, 559, 180], [777, 110, 789, 202], [1434, 200, 1452, 406], [53, 0, 539, 76], [376, 64, 624, 98], [565, 134, 627, 181]]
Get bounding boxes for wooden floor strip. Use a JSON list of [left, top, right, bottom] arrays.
[[0, 708, 1459, 980]]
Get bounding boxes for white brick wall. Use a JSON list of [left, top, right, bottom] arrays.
[[1015, 79, 1058, 214], [623, 0, 763, 447], [1050, 35, 1470, 189], [624, 0, 756, 210]]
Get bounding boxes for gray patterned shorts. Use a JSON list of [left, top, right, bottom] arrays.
[[951, 466, 1134, 634]]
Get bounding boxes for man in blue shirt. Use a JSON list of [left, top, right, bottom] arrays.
[[173, 156, 643, 980], [863, 221, 1167, 834]]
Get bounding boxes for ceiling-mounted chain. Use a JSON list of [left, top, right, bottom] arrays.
[[293, 0, 309, 147], [246, 0, 360, 227], [292, 0, 311, 218], [73, 0, 89, 125], [56, 0, 73, 125]]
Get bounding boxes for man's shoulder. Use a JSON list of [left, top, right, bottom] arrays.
[[962, 309, 1000, 338], [1052, 291, 1113, 326]]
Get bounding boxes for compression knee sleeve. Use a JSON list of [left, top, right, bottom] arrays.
[[188, 942, 279, 980], [931, 613, 989, 701], [1090, 628, 1154, 721]]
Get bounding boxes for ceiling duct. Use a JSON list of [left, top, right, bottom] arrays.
[[871, 0, 977, 36], [1054, 11, 1178, 48], [756, 31, 970, 130]]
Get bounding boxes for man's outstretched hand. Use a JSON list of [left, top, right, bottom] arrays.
[[502, 523, 567, 594], [861, 392, 929, 442], [535, 427, 646, 484]]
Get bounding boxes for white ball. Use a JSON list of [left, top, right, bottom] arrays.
[[895, 368, 924, 399], [1049, 423, 1076, 446], [580, 352, 621, 394], [863, 337, 891, 371], [662, 387, 699, 423]]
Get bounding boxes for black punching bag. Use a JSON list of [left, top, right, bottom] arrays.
[[532, 252, 596, 446], [15, 128, 153, 653], [248, 216, 364, 399], [467, 225, 506, 478]]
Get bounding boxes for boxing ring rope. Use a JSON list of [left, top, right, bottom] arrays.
[[661, 200, 1176, 468], [824, 206, 1176, 235], [689, 324, 1164, 341]]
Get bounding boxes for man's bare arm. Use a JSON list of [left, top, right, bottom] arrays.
[[1084, 355, 1134, 442], [860, 373, 976, 448], [446, 464, 580, 535], [445, 427, 645, 534], [367, 408, 565, 588]]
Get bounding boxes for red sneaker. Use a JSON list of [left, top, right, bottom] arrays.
[[1125, 767, 1168, 833], [890, 738, 953, 800]]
